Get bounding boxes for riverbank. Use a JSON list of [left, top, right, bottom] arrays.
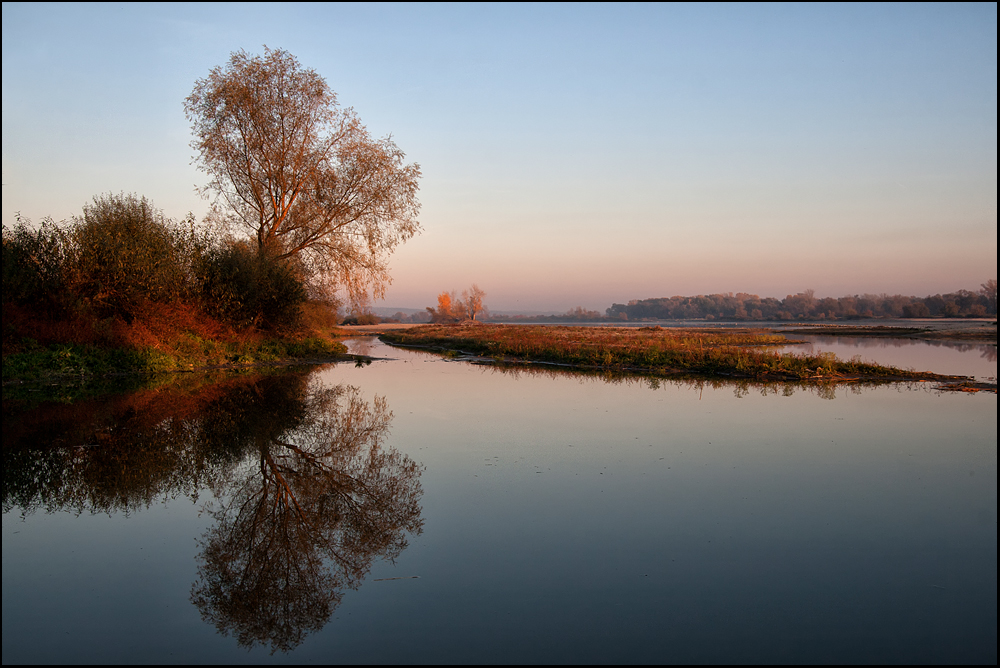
[[379, 323, 974, 383], [1, 335, 353, 386]]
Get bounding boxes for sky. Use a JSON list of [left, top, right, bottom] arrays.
[[2, 3, 996, 313]]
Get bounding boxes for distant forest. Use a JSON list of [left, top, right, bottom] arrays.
[[486, 282, 997, 323], [605, 283, 997, 322]]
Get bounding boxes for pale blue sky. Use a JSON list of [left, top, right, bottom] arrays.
[[3, 3, 996, 311]]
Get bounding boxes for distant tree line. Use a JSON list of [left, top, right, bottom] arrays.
[[386, 311, 432, 324], [489, 306, 604, 323], [606, 283, 997, 321]]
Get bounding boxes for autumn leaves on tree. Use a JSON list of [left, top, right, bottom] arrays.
[[185, 47, 421, 309]]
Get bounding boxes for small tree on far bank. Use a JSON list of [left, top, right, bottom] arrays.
[[426, 291, 460, 323], [462, 284, 487, 321], [426, 285, 487, 323]]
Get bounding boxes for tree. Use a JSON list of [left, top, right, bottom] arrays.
[[426, 291, 462, 323], [462, 284, 487, 321], [426, 285, 487, 322], [981, 279, 997, 314], [185, 48, 421, 306]]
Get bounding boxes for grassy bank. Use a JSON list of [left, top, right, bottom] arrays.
[[3, 194, 353, 386], [381, 323, 958, 381], [3, 296, 351, 385], [2, 336, 347, 384]]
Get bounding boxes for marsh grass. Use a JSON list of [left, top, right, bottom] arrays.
[[381, 324, 946, 380]]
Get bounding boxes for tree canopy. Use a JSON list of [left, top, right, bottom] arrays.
[[185, 47, 421, 305]]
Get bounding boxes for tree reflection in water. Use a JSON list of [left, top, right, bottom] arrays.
[[2, 369, 423, 654], [191, 379, 423, 653]]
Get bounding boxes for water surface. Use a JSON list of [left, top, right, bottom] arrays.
[[2, 339, 995, 663], [783, 334, 996, 382]]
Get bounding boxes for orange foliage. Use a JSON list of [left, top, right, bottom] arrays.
[[2, 300, 250, 356], [299, 301, 341, 335], [3, 294, 344, 360]]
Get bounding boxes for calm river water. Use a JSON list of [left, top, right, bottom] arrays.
[[2, 336, 996, 663]]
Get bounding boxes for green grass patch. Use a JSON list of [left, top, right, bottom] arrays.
[[3, 335, 347, 383]]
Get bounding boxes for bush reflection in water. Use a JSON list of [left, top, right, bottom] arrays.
[[2, 369, 424, 653]]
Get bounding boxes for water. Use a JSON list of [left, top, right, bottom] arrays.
[[3, 339, 996, 663], [782, 334, 996, 382]]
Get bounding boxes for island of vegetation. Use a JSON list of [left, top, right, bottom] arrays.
[[379, 323, 974, 383]]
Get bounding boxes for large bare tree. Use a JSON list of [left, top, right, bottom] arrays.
[[185, 48, 421, 304]]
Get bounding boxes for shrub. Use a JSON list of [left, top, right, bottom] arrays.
[[2, 215, 70, 310], [341, 312, 380, 325], [198, 243, 306, 330], [71, 193, 187, 318]]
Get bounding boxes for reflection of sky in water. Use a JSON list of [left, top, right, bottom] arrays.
[[782, 334, 997, 381], [345, 335, 376, 357], [2, 339, 996, 663]]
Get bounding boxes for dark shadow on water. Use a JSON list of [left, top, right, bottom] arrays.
[[2, 367, 423, 654]]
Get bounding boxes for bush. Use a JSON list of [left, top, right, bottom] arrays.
[[72, 193, 188, 318], [198, 243, 306, 330], [341, 312, 380, 325], [2, 215, 70, 310]]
